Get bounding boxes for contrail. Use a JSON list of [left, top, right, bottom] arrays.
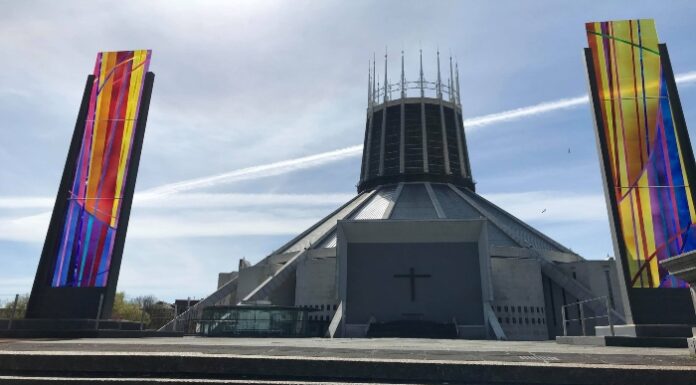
[[141, 71, 696, 197], [141, 145, 363, 197], [464, 95, 589, 129]]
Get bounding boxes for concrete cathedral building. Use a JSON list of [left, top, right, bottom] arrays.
[[163, 51, 626, 340]]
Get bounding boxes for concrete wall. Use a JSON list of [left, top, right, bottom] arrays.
[[557, 259, 625, 320], [216, 272, 239, 306], [217, 272, 238, 289], [490, 256, 548, 340], [234, 252, 297, 304], [295, 248, 338, 322], [552, 258, 625, 336]]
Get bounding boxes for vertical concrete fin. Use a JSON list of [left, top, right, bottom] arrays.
[[485, 302, 507, 340], [326, 301, 344, 338]]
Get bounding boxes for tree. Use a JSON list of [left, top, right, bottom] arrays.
[[1, 294, 29, 319], [110, 292, 150, 324]]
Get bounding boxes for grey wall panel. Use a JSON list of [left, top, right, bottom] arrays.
[[345, 242, 483, 325]]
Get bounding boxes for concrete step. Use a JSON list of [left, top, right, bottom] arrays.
[[1, 351, 695, 385], [0, 376, 412, 385], [556, 335, 689, 348]]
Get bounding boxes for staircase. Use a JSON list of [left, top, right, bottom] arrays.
[[366, 320, 458, 338]]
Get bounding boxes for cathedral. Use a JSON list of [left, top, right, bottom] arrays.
[[163, 52, 625, 340]]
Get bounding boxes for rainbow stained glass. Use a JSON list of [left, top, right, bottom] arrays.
[[51, 50, 152, 287], [586, 19, 693, 288]]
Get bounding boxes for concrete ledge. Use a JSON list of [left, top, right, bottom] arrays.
[[596, 324, 695, 338], [0, 330, 183, 338], [2, 376, 397, 385], [0, 351, 695, 385], [556, 335, 689, 348]]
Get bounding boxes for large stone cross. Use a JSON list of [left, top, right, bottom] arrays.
[[393, 267, 431, 302]]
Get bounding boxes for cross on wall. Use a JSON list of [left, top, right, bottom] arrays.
[[393, 267, 431, 302]]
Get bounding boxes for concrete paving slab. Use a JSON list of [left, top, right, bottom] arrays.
[[0, 337, 694, 384]]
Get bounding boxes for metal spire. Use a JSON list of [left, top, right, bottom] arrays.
[[455, 61, 461, 107], [400, 50, 406, 99], [449, 55, 455, 103], [436, 49, 442, 100], [372, 53, 377, 105], [419, 49, 424, 98], [367, 60, 372, 108], [383, 48, 388, 103]]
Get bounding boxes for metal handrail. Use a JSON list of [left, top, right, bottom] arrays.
[[561, 295, 615, 337], [372, 79, 459, 104]]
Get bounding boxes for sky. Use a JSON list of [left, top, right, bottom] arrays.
[[2, 0, 696, 302]]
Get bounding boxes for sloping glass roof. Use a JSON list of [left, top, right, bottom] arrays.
[[309, 182, 574, 256]]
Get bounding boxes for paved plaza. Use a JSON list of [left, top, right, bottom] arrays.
[[0, 337, 694, 384]]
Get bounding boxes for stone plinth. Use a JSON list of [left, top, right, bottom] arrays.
[[660, 250, 696, 355]]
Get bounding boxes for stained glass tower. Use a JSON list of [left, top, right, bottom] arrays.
[[26, 51, 155, 320], [585, 19, 696, 329]]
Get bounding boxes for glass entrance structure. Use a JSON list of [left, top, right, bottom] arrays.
[[199, 306, 312, 337]]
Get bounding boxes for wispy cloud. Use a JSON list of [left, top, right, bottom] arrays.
[[482, 191, 607, 223], [0, 193, 354, 210], [464, 96, 589, 129], [140, 146, 363, 198], [0, 191, 606, 243], [0, 212, 50, 243], [675, 71, 696, 84], [1, 72, 693, 242], [0, 197, 54, 209], [139, 70, 696, 196], [0, 193, 353, 242]]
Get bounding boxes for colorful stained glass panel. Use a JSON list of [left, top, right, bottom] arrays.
[[51, 50, 152, 287], [586, 19, 693, 288]]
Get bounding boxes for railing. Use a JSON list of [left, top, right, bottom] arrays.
[[561, 296, 614, 337], [373, 80, 458, 103]]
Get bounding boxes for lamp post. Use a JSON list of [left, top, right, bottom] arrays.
[[660, 250, 696, 354]]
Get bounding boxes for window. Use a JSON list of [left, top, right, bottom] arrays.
[[333, 304, 338, 310], [512, 318, 516, 324], [532, 318, 536, 324], [518, 306, 522, 313], [525, 318, 529, 324], [498, 317, 502, 324], [497, 306, 501, 312], [320, 304, 324, 310], [504, 306, 508, 312], [511, 306, 515, 313], [505, 317, 510, 324], [524, 306, 527, 313], [519, 317, 523, 324]]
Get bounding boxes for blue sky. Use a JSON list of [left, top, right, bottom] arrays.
[[2, 0, 696, 302]]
